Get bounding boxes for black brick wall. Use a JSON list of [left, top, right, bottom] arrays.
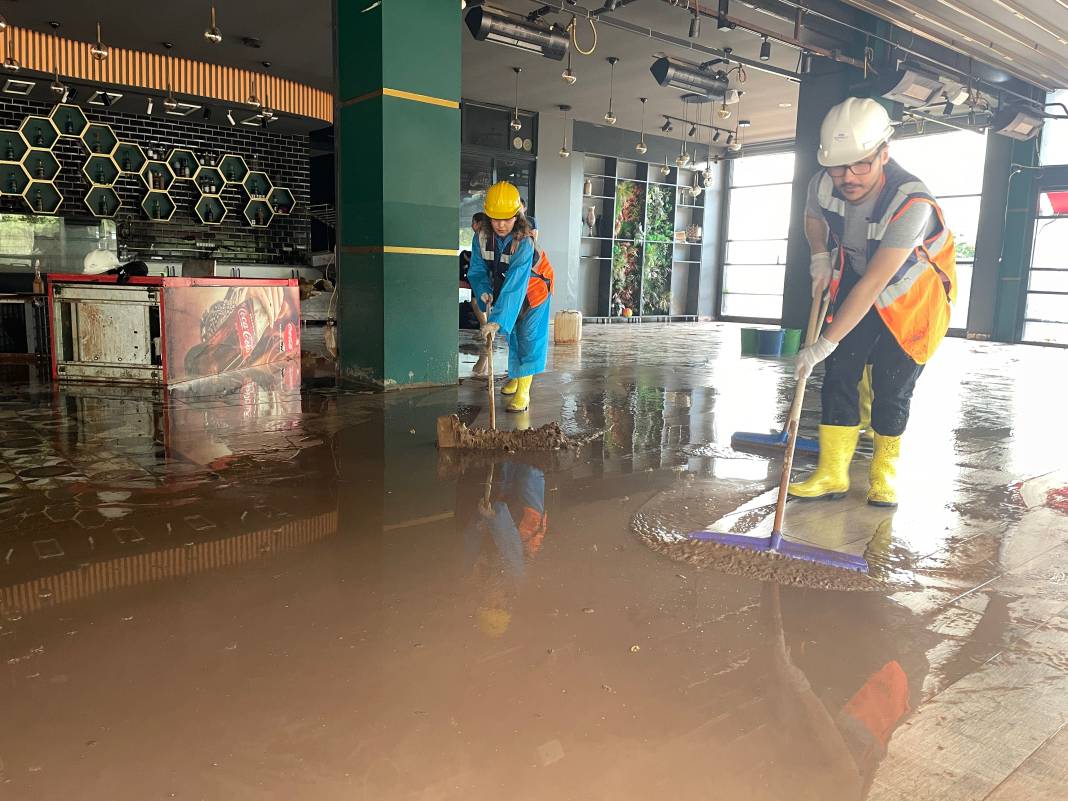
[[0, 97, 310, 266]]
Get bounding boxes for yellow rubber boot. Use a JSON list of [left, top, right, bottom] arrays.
[[788, 425, 861, 500], [868, 433, 901, 507], [501, 378, 519, 396], [859, 365, 873, 439], [507, 375, 532, 413]]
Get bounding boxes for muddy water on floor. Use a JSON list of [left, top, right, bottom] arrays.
[[0, 328, 1066, 799]]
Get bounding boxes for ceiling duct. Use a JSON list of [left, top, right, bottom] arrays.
[[650, 57, 729, 99], [465, 4, 569, 61]]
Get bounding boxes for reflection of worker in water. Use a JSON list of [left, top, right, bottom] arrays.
[[467, 182, 554, 414], [463, 460, 548, 638], [793, 98, 956, 507], [764, 582, 933, 799]]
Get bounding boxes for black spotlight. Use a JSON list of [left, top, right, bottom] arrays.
[[760, 36, 771, 61], [465, 4, 569, 61], [717, 0, 731, 30], [688, 10, 700, 39], [688, 123, 698, 137], [661, 119, 673, 132]]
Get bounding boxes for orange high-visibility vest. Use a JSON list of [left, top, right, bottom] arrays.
[[815, 160, 957, 364], [478, 231, 555, 311]]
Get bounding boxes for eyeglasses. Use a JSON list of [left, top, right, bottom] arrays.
[[827, 151, 883, 178]]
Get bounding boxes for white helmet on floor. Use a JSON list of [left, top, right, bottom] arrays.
[[817, 97, 894, 167]]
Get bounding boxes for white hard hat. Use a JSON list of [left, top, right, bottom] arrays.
[[82, 249, 121, 275], [817, 97, 894, 167]]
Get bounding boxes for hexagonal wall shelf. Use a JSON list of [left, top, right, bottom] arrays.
[[23, 181, 62, 214], [243, 171, 272, 199], [22, 151, 60, 182], [268, 187, 295, 216], [140, 160, 175, 192], [50, 104, 89, 138], [0, 162, 29, 196], [167, 148, 198, 180], [195, 195, 227, 225], [0, 129, 28, 163], [220, 155, 248, 185], [21, 116, 59, 150], [82, 123, 118, 156], [193, 165, 224, 196], [85, 187, 121, 218], [142, 191, 176, 222], [244, 198, 274, 228], [84, 155, 120, 187], [114, 143, 147, 175]]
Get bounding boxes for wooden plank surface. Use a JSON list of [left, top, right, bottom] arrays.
[[984, 724, 1068, 800]]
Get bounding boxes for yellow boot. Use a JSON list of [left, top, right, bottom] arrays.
[[501, 378, 519, 396], [788, 425, 860, 500], [507, 375, 532, 413], [868, 434, 901, 507], [859, 365, 874, 439]]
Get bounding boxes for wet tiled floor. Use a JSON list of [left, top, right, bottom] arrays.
[[2, 324, 1067, 800]]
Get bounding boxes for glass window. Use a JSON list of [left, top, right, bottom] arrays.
[[1040, 89, 1068, 167], [720, 152, 795, 321], [1024, 215, 1068, 344], [460, 153, 493, 251]]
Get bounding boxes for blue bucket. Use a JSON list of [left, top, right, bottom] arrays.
[[757, 329, 785, 357]]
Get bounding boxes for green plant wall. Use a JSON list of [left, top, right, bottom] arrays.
[[645, 183, 675, 243], [612, 241, 642, 316], [642, 242, 672, 315], [614, 180, 645, 241]]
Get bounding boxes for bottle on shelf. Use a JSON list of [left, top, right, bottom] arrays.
[[34, 129, 44, 147], [96, 165, 106, 184], [64, 118, 74, 135], [33, 188, 43, 212], [4, 142, 14, 160], [91, 132, 101, 152], [122, 154, 131, 172], [151, 198, 161, 219], [7, 175, 17, 193], [205, 205, 214, 223], [255, 207, 265, 226], [98, 195, 108, 215], [35, 160, 44, 179]]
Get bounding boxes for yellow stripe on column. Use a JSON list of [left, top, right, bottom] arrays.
[[343, 245, 456, 257], [341, 88, 459, 109]]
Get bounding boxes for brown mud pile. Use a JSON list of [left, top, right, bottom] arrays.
[[632, 483, 899, 592], [436, 415, 597, 452]]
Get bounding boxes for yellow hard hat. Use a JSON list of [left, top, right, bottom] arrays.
[[484, 181, 522, 220]]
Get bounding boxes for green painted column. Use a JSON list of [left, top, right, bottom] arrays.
[[992, 139, 1040, 343], [335, 0, 460, 388]]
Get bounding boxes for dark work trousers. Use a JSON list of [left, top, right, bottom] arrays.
[[822, 268, 924, 437]]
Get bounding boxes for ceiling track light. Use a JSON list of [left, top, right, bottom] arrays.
[[636, 97, 648, 155], [759, 36, 771, 61], [247, 74, 261, 108], [604, 56, 619, 125], [688, 123, 698, 137], [90, 21, 110, 62], [688, 3, 701, 39], [676, 99, 691, 167], [511, 66, 523, 132], [559, 104, 572, 158], [0, 15, 6, 32], [465, 4, 569, 61], [717, 0, 732, 30], [799, 51, 813, 74], [205, 0, 223, 44]]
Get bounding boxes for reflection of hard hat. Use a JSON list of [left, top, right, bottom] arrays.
[[477, 606, 511, 638], [818, 98, 894, 167], [484, 182, 522, 220], [83, 249, 121, 275]]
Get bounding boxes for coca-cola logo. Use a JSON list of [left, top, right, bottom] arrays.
[[235, 306, 256, 358]]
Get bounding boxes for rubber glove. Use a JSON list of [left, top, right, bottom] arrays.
[[795, 336, 838, 380], [810, 252, 832, 298], [480, 322, 500, 342]]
